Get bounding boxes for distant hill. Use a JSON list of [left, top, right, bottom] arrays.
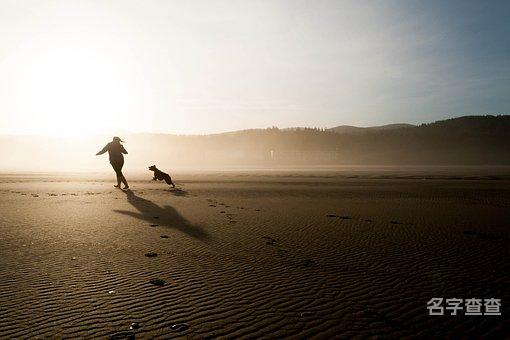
[[328, 123, 415, 134], [0, 115, 509, 171]]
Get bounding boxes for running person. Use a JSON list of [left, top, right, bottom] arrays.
[[96, 136, 129, 189]]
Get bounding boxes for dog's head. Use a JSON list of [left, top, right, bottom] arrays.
[[148, 165, 157, 171]]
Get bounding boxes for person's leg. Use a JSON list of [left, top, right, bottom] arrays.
[[117, 161, 129, 189], [120, 173, 129, 189], [111, 162, 122, 188]]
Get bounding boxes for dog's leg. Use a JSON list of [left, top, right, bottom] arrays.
[[164, 175, 175, 188]]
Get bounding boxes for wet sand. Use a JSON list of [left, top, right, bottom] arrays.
[[0, 171, 508, 338]]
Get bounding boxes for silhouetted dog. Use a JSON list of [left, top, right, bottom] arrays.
[[148, 165, 175, 188]]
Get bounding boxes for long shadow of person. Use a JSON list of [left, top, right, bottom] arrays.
[[114, 189, 209, 241]]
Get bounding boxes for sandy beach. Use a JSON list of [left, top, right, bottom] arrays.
[[0, 171, 508, 338]]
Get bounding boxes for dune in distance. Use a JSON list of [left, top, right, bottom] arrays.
[[0, 115, 509, 338]]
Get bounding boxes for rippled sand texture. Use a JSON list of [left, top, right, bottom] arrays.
[[0, 173, 508, 338]]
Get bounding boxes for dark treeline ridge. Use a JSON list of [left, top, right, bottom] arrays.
[[1, 115, 509, 170], [129, 115, 510, 166]]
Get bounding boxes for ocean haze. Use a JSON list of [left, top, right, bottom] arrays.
[[0, 115, 508, 172]]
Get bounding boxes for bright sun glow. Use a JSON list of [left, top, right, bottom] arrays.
[[7, 40, 149, 137], [1, 3, 152, 137], [23, 49, 125, 136]]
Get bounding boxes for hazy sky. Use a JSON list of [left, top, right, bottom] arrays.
[[0, 0, 509, 136]]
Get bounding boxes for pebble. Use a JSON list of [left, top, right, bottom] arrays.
[[170, 323, 189, 332], [130, 322, 141, 330]]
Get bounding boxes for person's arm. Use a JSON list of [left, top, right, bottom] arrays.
[[96, 144, 109, 156], [121, 145, 128, 154]]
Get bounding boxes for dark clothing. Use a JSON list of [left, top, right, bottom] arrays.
[[97, 140, 129, 188], [97, 142, 128, 163], [111, 158, 124, 177]]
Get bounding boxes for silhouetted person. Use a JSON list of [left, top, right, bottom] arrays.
[[96, 136, 129, 189]]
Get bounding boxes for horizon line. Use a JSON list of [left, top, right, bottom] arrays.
[[0, 113, 507, 138]]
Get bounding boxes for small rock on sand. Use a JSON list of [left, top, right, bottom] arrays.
[[170, 323, 189, 332]]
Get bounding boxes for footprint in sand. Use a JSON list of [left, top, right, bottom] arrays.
[[109, 331, 135, 340], [262, 236, 277, 245], [160, 235, 169, 239], [302, 259, 315, 267], [31, 194, 39, 197], [220, 211, 226, 213], [145, 252, 158, 257], [327, 214, 351, 219], [209, 204, 216, 207], [277, 249, 288, 256], [150, 224, 159, 227], [300, 311, 314, 318], [149, 278, 166, 286]]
